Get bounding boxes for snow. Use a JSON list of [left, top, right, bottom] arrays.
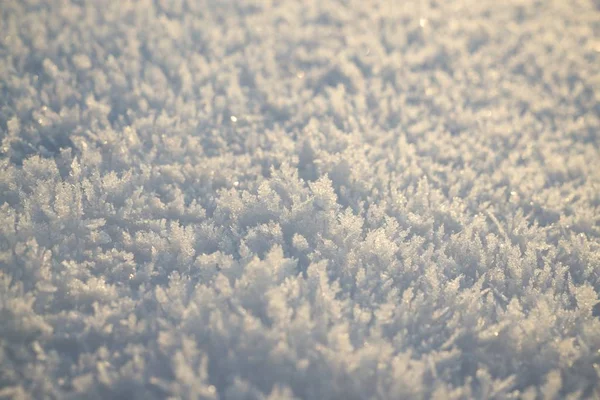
[[1, 0, 599, 398]]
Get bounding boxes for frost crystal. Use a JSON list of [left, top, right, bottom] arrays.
[[1, 0, 599, 398]]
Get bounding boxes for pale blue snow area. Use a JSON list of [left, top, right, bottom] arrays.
[[1, 0, 600, 398]]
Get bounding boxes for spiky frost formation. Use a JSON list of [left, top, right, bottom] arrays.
[[1, 0, 599, 398]]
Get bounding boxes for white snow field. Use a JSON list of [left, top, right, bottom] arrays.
[[1, 0, 600, 398]]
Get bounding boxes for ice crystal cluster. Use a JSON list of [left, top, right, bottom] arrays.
[[1, 0, 600, 398]]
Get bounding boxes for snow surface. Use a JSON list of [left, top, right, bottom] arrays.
[[1, 0, 600, 398]]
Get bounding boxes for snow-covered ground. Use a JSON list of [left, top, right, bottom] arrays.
[[1, 0, 599, 398]]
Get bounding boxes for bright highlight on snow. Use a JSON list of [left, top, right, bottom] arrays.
[[0, 0, 599, 398]]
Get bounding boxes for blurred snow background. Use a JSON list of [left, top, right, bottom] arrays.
[[1, 0, 600, 398]]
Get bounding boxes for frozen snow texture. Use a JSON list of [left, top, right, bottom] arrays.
[[1, 0, 600, 398]]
